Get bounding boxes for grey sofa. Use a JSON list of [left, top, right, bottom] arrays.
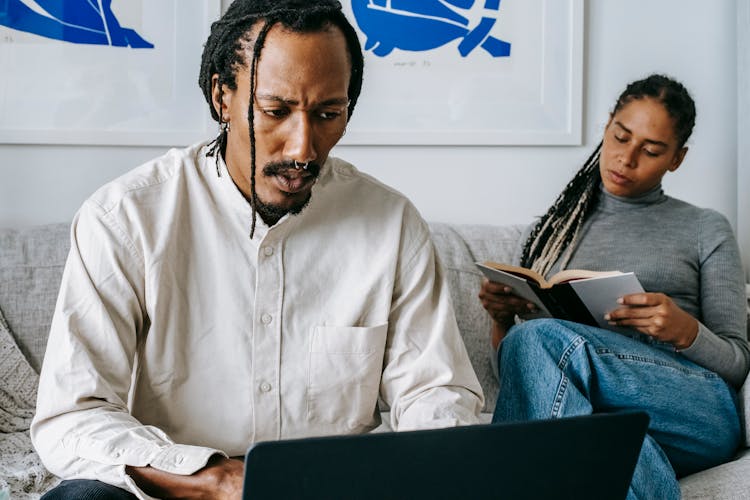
[[1, 221, 749, 498]]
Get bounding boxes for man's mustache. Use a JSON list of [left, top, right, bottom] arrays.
[[263, 160, 321, 178]]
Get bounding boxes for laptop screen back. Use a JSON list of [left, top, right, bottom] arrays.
[[243, 411, 648, 500]]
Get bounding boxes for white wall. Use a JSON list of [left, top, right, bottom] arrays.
[[0, 0, 745, 274], [739, 1, 750, 282]]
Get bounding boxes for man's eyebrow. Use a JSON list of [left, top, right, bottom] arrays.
[[613, 120, 669, 148], [255, 94, 350, 106]]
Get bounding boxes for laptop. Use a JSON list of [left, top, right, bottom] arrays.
[[243, 411, 649, 500]]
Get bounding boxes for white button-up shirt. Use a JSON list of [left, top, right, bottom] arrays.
[[31, 143, 483, 498]]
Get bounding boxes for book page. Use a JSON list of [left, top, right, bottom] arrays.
[[480, 261, 547, 287], [548, 269, 624, 286], [568, 273, 644, 333], [475, 263, 552, 317]]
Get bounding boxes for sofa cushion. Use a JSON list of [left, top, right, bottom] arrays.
[[0, 224, 70, 373], [428, 222, 525, 411], [680, 447, 750, 498]]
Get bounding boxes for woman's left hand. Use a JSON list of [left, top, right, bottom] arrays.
[[604, 292, 699, 350]]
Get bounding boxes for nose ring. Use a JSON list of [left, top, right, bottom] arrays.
[[293, 160, 309, 170]]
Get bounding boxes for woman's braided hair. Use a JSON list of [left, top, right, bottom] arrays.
[[197, 0, 364, 237], [519, 74, 696, 277]]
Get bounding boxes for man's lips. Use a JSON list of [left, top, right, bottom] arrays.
[[272, 171, 315, 194]]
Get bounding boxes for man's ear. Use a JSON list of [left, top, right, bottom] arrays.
[[670, 146, 688, 172], [211, 74, 229, 121]]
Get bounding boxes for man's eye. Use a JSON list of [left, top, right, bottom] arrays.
[[261, 108, 289, 118], [643, 149, 660, 157], [316, 109, 344, 120]]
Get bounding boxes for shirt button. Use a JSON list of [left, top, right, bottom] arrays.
[[263, 246, 274, 257], [260, 382, 272, 393], [261, 313, 272, 325]]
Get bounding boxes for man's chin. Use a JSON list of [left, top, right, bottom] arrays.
[[255, 192, 312, 226]]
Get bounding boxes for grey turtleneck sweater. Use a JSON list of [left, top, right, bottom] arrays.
[[515, 184, 749, 387]]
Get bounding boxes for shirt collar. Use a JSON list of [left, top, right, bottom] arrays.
[[598, 182, 667, 211], [204, 147, 335, 239]]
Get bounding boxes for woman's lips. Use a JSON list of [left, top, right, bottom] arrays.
[[607, 170, 631, 185]]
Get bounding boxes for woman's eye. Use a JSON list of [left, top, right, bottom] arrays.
[[614, 134, 628, 143]]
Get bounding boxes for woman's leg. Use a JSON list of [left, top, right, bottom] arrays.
[[41, 479, 137, 500], [492, 319, 740, 499]]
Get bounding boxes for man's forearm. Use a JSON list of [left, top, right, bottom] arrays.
[[125, 455, 244, 500]]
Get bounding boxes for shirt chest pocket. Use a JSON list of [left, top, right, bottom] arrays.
[[307, 324, 388, 430]]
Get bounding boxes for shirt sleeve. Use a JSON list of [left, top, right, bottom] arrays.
[[679, 209, 750, 388], [379, 207, 484, 430], [30, 201, 223, 498]]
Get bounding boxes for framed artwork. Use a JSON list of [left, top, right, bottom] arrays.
[[340, 0, 584, 146], [0, 0, 220, 146]]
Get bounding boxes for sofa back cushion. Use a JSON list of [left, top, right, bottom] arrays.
[[428, 222, 526, 411], [0, 223, 70, 373]]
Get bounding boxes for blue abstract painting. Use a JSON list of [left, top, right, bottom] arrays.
[[0, 0, 153, 48], [350, 0, 510, 57]]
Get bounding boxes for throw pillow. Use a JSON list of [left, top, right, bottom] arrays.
[[0, 306, 59, 499]]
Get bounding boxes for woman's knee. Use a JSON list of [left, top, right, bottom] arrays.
[[505, 319, 580, 349], [501, 319, 580, 365]]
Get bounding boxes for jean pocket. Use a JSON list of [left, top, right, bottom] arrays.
[[307, 323, 388, 430]]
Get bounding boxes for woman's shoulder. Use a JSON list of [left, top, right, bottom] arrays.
[[662, 196, 737, 258], [662, 195, 731, 227]]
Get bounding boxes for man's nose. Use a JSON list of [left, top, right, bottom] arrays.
[[284, 112, 316, 165]]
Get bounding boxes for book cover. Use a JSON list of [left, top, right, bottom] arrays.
[[475, 262, 645, 333]]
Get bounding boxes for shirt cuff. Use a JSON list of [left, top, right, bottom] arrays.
[[677, 321, 710, 354], [148, 444, 226, 475]]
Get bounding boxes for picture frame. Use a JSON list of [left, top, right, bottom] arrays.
[[340, 0, 584, 146], [0, 0, 221, 146]]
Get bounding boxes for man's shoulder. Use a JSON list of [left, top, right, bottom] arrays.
[[88, 142, 209, 213], [324, 156, 415, 208]]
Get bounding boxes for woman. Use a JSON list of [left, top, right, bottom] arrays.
[[479, 74, 748, 500]]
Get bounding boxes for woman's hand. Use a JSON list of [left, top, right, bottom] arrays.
[[478, 278, 537, 348], [604, 292, 699, 349]]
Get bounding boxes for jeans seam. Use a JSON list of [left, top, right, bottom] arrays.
[[595, 348, 720, 379], [551, 335, 587, 417]]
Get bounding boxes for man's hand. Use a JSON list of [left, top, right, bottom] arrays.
[[478, 278, 536, 348], [126, 455, 244, 500], [604, 292, 699, 350]]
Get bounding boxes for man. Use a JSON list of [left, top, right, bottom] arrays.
[[32, 1, 483, 498]]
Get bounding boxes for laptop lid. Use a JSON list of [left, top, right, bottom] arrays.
[[243, 411, 649, 500]]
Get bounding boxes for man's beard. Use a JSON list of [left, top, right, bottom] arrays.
[[255, 160, 321, 226], [254, 192, 312, 225]]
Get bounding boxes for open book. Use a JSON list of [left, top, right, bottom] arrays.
[[475, 261, 645, 333]]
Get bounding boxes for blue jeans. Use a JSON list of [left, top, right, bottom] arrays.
[[492, 319, 741, 500], [42, 479, 137, 500]]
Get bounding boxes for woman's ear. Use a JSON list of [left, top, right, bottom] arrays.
[[670, 146, 688, 172], [211, 74, 229, 121]]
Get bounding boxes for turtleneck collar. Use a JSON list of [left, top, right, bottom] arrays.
[[598, 183, 667, 212]]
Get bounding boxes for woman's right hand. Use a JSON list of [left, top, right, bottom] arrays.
[[478, 278, 537, 325], [478, 278, 537, 348]]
